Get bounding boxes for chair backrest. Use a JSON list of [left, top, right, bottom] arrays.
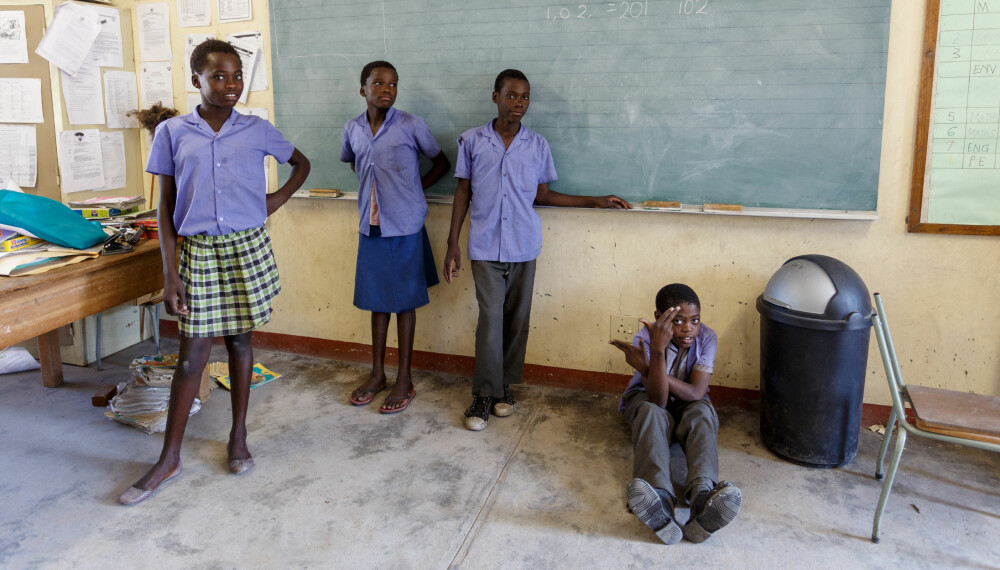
[[872, 293, 909, 419]]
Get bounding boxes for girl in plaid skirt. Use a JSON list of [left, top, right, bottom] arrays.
[[119, 39, 310, 505]]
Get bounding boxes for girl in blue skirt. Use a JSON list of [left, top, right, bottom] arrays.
[[119, 40, 310, 505], [340, 61, 450, 413]]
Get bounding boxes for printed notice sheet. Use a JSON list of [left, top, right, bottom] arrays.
[[178, 0, 211, 27], [34, 2, 101, 76], [62, 61, 106, 125], [58, 129, 105, 192], [0, 125, 37, 187], [140, 62, 174, 108], [218, 0, 251, 22], [185, 33, 215, 92], [0, 11, 29, 64], [0, 78, 43, 123], [104, 70, 139, 129], [228, 31, 267, 92], [90, 5, 123, 68], [138, 3, 171, 62], [97, 131, 126, 191]]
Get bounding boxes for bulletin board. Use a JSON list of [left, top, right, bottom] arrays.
[[56, 4, 145, 205], [908, 0, 1000, 235], [0, 3, 59, 201], [59, 6, 145, 202]]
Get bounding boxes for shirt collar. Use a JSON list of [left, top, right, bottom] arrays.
[[185, 107, 245, 134], [484, 119, 528, 149], [354, 107, 396, 134]]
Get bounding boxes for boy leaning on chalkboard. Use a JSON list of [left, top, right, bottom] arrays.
[[609, 283, 742, 544], [442, 69, 631, 431]]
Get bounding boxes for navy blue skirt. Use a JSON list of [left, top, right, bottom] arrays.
[[354, 226, 439, 313]]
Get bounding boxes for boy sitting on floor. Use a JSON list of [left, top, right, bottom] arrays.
[[610, 283, 742, 544]]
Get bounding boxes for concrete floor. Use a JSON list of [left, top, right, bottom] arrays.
[[1, 339, 998, 569]]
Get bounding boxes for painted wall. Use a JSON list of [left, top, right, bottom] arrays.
[[145, 0, 999, 405]]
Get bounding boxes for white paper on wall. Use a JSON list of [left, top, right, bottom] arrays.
[[137, 3, 171, 62], [34, 2, 101, 76], [0, 11, 29, 64], [0, 78, 43, 123], [104, 70, 140, 129]]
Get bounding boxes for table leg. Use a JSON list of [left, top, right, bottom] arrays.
[[37, 330, 64, 388]]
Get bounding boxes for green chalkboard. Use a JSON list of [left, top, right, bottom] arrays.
[[270, 0, 890, 211]]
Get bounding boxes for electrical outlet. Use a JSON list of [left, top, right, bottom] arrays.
[[610, 315, 639, 344]]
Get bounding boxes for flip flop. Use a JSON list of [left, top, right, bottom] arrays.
[[350, 383, 386, 406], [379, 389, 416, 414]]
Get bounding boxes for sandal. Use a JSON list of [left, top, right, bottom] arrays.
[[379, 389, 416, 414], [350, 383, 386, 406]]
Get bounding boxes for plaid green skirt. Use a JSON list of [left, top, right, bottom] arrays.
[[178, 225, 281, 338]]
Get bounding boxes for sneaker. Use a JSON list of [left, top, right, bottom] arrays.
[[492, 384, 515, 417], [682, 481, 742, 543], [626, 478, 682, 545], [464, 395, 494, 431]]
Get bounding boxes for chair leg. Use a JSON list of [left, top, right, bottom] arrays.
[[876, 408, 898, 479], [153, 304, 161, 354], [95, 312, 103, 371], [872, 427, 907, 543], [144, 303, 161, 354]]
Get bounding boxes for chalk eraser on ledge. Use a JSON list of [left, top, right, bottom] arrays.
[[310, 188, 342, 197], [703, 203, 743, 212], [643, 200, 681, 209]]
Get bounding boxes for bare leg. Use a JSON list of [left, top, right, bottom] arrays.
[[129, 335, 213, 490], [351, 312, 390, 401], [382, 310, 416, 411], [225, 331, 253, 464]]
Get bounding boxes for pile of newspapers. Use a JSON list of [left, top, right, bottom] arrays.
[[105, 354, 201, 434]]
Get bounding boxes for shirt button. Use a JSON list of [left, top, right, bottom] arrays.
[[217, 190, 222, 194], [216, 162, 221, 167], [219, 217, 224, 221]]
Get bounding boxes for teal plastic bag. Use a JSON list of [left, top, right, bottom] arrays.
[[0, 190, 108, 249]]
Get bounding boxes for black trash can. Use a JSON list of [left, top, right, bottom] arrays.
[[756, 255, 873, 468]]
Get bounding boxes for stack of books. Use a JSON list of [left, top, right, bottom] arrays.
[[69, 196, 144, 219], [134, 218, 159, 239], [0, 229, 103, 277], [105, 354, 209, 434], [0, 229, 46, 252]]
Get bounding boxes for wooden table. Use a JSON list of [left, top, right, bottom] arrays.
[[0, 240, 164, 387]]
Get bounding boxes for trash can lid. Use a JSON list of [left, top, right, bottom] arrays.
[[762, 254, 871, 321]]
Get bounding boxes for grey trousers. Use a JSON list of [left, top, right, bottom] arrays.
[[624, 390, 720, 503], [470, 259, 536, 399]]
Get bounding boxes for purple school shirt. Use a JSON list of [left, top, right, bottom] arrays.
[[145, 108, 295, 237], [454, 121, 557, 262], [340, 108, 442, 237], [618, 323, 717, 413]]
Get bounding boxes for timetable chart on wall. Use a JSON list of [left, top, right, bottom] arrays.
[[928, 0, 1000, 224]]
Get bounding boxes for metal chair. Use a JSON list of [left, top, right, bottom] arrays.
[[870, 293, 1000, 542]]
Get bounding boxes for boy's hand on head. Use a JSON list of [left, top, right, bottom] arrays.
[[642, 306, 679, 353], [597, 195, 632, 209], [609, 338, 650, 376]]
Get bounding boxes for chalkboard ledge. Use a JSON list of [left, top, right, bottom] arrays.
[[291, 191, 877, 221]]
